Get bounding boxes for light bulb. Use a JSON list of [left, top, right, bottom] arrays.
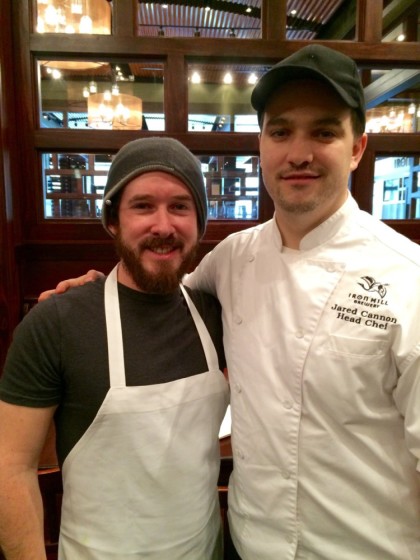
[[79, 15, 93, 34], [191, 72, 201, 84], [223, 72, 233, 84]]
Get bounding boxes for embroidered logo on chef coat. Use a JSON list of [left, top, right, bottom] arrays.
[[327, 275, 397, 331], [357, 276, 388, 298]]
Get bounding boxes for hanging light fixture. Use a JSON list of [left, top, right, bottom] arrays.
[[88, 92, 143, 130], [36, 0, 111, 35]]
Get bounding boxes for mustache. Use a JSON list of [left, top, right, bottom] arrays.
[[139, 236, 184, 251]]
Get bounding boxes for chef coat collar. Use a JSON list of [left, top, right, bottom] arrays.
[[272, 192, 357, 252]]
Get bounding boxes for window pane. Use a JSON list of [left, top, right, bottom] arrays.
[[43, 153, 111, 219], [373, 155, 420, 220], [188, 63, 262, 133], [42, 152, 260, 221], [365, 68, 420, 133], [35, 0, 111, 34], [287, 0, 355, 41], [39, 61, 164, 131], [382, 3, 419, 43], [136, 2, 261, 39], [199, 155, 260, 220]]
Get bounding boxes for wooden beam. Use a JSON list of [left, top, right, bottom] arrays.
[[356, 0, 383, 42], [261, 0, 286, 41], [364, 69, 420, 108]]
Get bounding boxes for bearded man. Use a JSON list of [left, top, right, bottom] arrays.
[[0, 138, 228, 560]]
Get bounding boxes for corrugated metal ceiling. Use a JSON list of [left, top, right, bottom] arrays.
[[136, 0, 346, 39]]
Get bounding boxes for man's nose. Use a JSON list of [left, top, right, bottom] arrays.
[[286, 136, 314, 167], [149, 208, 176, 236]]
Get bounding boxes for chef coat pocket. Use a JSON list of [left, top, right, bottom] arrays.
[[327, 334, 387, 358]]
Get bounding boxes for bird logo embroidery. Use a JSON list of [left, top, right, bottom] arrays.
[[358, 276, 388, 298]]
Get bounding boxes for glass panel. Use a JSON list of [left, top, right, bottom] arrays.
[[42, 152, 260, 221], [188, 63, 261, 133], [35, 0, 111, 34], [287, 0, 354, 40], [39, 61, 164, 130], [365, 68, 420, 133], [382, 2, 419, 42], [136, 1, 261, 39], [135, 1, 353, 40], [43, 152, 111, 219], [373, 155, 420, 220], [199, 155, 260, 220]]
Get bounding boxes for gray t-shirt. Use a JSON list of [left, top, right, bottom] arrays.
[[0, 278, 225, 465]]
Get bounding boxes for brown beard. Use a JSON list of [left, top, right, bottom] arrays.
[[114, 232, 198, 294]]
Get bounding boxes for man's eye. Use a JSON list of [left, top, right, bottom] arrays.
[[270, 128, 288, 138], [317, 130, 336, 139], [172, 203, 190, 211], [132, 203, 152, 211]]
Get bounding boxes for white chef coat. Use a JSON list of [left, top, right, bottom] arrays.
[[58, 265, 229, 559], [186, 195, 420, 560]]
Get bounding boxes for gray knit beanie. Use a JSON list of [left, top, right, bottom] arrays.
[[102, 137, 207, 237]]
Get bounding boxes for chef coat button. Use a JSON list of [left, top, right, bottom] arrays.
[[282, 470, 291, 479], [238, 450, 245, 460], [295, 330, 304, 339], [234, 383, 241, 393], [234, 316, 243, 325], [283, 400, 293, 410], [248, 255, 255, 262], [327, 265, 336, 273]]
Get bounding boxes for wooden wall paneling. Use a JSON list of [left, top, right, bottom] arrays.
[[0, 0, 24, 369]]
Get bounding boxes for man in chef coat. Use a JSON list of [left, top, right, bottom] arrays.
[[0, 137, 229, 560]]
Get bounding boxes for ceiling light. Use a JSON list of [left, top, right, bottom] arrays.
[[246, 7, 252, 13], [397, 33, 405, 41], [89, 80, 98, 94], [223, 72, 233, 84], [191, 72, 201, 84], [51, 69, 62, 79], [248, 73, 257, 85], [290, 10, 297, 16]]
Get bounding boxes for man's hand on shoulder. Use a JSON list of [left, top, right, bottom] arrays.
[[38, 269, 105, 302]]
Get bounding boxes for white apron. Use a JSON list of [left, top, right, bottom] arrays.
[[58, 265, 229, 559]]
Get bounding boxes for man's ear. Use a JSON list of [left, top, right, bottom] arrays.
[[108, 223, 118, 236], [350, 133, 368, 172]]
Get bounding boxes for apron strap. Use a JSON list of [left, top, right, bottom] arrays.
[[104, 265, 127, 387], [180, 284, 220, 372]]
